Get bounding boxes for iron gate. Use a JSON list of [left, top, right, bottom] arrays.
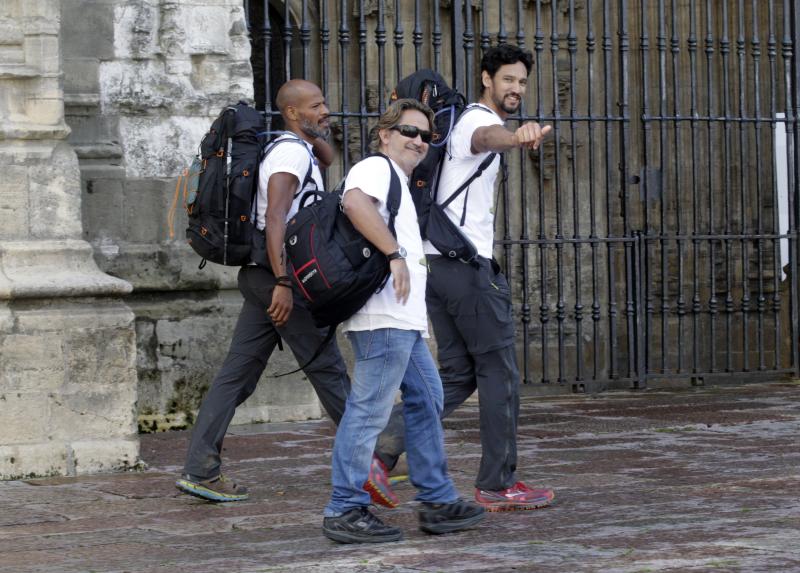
[[244, 0, 800, 391]]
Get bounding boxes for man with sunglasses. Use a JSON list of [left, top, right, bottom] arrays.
[[322, 99, 484, 544], [371, 44, 556, 512]]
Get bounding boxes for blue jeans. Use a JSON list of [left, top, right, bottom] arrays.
[[324, 328, 459, 516]]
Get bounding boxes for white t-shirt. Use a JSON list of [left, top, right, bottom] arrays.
[[423, 103, 504, 258], [254, 134, 324, 229], [341, 155, 429, 335]]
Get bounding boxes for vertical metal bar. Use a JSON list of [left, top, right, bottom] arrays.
[[721, 0, 734, 372], [394, 0, 404, 85], [452, 0, 465, 93], [516, 0, 530, 385], [640, 0, 652, 378], [688, 0, 701, 375], [498, 0, 508, 45], [705, 0, 718, 372], [670, 0, 685, 373], [377, 0, 387, 115], [464, 0, 475, 101], [339, 0, 352, 173], [786, 0, 799, 376], [433, 0, 442, 73], [618, 0, 635, 381], [480, 0, 491, 58], [322, 0, 330, 99], [604, 0, 619, 379], [262, 0, 273, 128], [657, 0, 668, 373], [535, 0, 548, 383], [300, 0, 310, 78], [284, 2, 292, 79], [737, 0, 750, 371], [587, 0, 600, 380], [550, 0, 566, 383], [751, 0, 766, 370], [358, 0, 369, 157], [413, 0, 422, 71], [568, 0, 583, 382], [768, 0, 781, 369]]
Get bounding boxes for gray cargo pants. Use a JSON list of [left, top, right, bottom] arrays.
[[375, 255, 520, 491], [183, 265, 351, 480]]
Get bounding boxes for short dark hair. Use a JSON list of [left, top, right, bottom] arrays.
[[480, 44, 534, 89]]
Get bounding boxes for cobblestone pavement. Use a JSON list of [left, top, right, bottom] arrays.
[[1, 382, 799, 573]]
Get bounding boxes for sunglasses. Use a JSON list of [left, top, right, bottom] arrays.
[[390, 124, 433, 144]]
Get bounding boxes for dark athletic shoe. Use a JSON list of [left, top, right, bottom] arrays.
[[175, 473, 249, 502], [322, 507, 403, 544], [418, 499, 486, 535]]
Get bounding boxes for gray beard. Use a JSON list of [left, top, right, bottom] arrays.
[[300, 119, 329, 140]]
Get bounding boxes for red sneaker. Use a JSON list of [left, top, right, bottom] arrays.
[[475, 481, 554, 512], [364, 456, 399, 509]]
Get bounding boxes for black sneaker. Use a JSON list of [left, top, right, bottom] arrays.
[[322, 507, 403, 544], [418, 499, 486, 535]]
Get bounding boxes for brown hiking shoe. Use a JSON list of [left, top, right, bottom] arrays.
[[175, 473, 249, 502]]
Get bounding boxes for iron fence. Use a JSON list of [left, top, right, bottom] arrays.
[[244, 0, 800, 391]]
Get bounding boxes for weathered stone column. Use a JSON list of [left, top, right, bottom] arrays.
[[0, 0, 139, 478]]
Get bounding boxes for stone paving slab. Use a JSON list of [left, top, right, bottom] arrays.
[[1, 382, 799, 572]]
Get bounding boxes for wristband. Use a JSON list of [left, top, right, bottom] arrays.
[[276, 275, 291, 282], [275, 282, 292, 289]]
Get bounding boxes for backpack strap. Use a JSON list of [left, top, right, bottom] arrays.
[[372, 153, 402, 236], [435, 103, 501, 226], [259, 134, 319, 216], [439, 151, 497, 226]]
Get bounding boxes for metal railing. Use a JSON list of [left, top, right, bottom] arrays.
[[244, 0, 800, 390]]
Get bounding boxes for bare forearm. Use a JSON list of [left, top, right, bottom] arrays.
[[311, 137, 334, 168], [266, 214, 287, 277], [471, 125, 519, 154]]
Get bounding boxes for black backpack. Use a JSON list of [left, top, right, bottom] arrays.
[[284, 154, 401, 328], [390, 71, 496, 264], [170, 101, 265, 268]]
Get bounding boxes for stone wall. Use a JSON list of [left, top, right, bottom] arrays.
[[0, 0, 139, 479], [61, 0, 322, 432]]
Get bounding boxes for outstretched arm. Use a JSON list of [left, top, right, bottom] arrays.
[[471, 122, 552, 155]]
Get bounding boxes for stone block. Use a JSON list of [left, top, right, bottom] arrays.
[[0, 367, 65, 393], [61, 0, 114, 59], [27, 142, 83, 240], [70, 438, 139, 474], [117, 115, 209, 179], [63, 328, 136, 384], [49, 388, 137, 440], [0, 443, 68, 480], [13, 299, 135, 331], [62, 57, 100, 97], [178, 6, 233, 56], [124, 178, 170, 243], [0, 332, 64, 372], [0, 165, 29, 240], [0, 392, 49, 444], [112, 1, 160, 60], [82, 177, 125, 243]]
